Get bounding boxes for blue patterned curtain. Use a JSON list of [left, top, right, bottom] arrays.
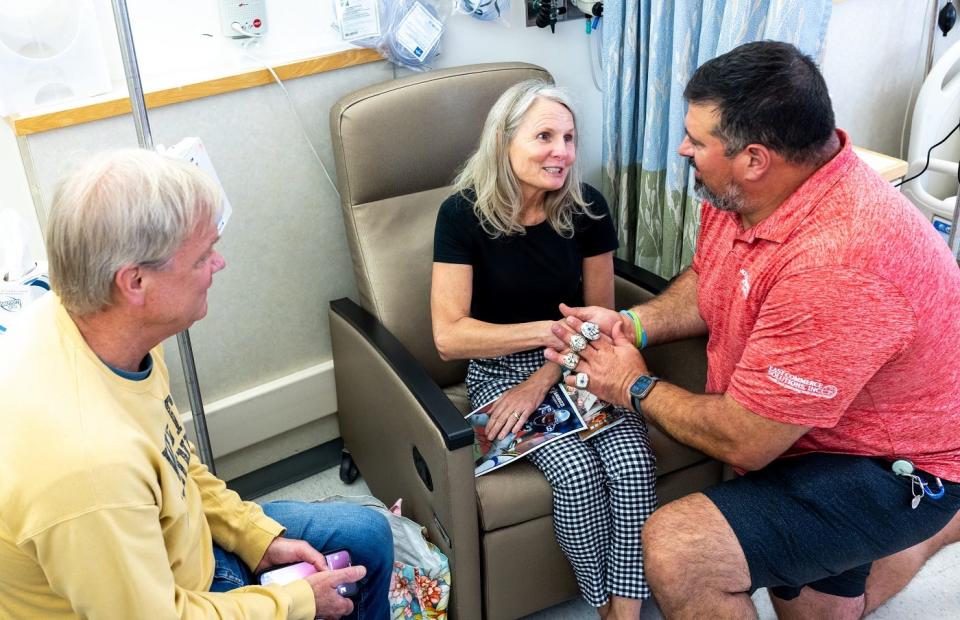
[[601, 0, 833, 279]]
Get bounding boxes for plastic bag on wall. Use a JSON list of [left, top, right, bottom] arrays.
[[332, 0, 388, 48], [383, 0, 449, 70], [453, 0, 511, 28], [334, 0, 450, 71]]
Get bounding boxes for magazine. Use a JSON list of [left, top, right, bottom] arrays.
[[579, 402, 627, 440], [468, 384, 586, 477], [563, 385, 627, 440]]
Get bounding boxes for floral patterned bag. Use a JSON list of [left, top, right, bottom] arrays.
[[316, 495, 451, 619], [389, 538, 450, 619]]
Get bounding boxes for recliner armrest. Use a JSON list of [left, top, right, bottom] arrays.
[[330, 297, 483, 617], [329, 297, 473, 450]]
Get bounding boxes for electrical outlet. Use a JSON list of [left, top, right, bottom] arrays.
[[525, 0, 585, 29]]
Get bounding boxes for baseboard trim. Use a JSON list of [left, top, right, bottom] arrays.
[[179, 361, 338, 457], [228, 438, 345, 500]]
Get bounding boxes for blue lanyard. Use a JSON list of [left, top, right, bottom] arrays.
[[892, 459, 944, 507], [921, 477, 946, 499]]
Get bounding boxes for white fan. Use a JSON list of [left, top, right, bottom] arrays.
[[0, 0, 111, 115]]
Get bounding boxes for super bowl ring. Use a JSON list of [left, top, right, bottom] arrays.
[[561, 352, 580, 371], [570, 334, 588, 352], [580, 322, 601, 341]]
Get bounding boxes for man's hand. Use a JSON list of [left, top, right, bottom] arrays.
[[554, 303, 629, 342], [305, 566, 366, 619], [255, 537, 328, 574], [545, 320, 649, 409]]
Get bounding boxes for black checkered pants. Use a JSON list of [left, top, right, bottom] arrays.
[[467, 349, 658, 605]]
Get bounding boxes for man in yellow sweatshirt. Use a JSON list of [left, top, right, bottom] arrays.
[[0, 149, 393, 619]]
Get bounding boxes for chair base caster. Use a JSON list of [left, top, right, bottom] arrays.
[[339, 449, 360, 484]]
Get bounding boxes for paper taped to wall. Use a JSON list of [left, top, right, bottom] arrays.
[[159, 138, 234, 234]]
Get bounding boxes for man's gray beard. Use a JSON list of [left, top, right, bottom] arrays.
[[694, 178, 745, 213]]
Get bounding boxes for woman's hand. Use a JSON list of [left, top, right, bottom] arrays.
[[538, 319, 571, 351], [433, 263, 570, 360], [556, 303, 627, 342], [486, 374, 555, 441]]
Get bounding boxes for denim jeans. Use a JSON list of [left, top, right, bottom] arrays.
[[210, 500, 393, 619]]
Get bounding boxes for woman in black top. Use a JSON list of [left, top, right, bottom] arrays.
[[432, 80, 657, 618]]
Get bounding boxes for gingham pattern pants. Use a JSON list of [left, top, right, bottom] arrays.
[[467, 349, 658, 605]]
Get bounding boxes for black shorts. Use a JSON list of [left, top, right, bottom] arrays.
[[702, 453, 960, 600]]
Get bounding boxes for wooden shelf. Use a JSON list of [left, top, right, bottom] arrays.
[[853, 146, 909, 182], [8, 47, 382, 137]]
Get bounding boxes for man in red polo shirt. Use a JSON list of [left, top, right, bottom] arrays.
[[546, 41, 960, 618]]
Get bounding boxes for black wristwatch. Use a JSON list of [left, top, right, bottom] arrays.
[[629, 375, 660, 414]]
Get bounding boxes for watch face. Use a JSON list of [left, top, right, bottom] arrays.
[[630, 375, 657, 399]]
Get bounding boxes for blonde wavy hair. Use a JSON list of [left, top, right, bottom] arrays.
[[452, 79, 596, 238]]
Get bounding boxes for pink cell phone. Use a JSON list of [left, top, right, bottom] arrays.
[[257, 550, 358, 597], [258, 561, 317, 586], [325, 550, 358, 597]]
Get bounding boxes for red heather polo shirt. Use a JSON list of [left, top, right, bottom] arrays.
[[692, 130, 960, 482]]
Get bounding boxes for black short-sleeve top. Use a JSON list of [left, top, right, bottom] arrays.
[[433, 184, 619, 324]]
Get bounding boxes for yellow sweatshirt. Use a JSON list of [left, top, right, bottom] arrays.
[[0, 295, 316, 619]]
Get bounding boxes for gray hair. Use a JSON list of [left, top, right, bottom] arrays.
[[452, 79, 594, 238], [46, 149, 222, 316]]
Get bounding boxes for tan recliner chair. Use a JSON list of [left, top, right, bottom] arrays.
[[328, 62, 723, 619]]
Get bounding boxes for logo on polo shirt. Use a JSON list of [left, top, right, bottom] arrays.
[[767, 366, 838, 399], [739, 269, 750, 298]]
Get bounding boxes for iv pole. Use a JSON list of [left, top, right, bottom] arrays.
[[110, 0, 218, 474], [950, 149, 960, 262]]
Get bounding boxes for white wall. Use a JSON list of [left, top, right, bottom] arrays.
[[89, 0, 601, 135], [429, 6, 605, 186], [100, 0, 354, 91], [822, 0, 960, 158]]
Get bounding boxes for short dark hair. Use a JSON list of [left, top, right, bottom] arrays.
[[683, 40, 836, 165]]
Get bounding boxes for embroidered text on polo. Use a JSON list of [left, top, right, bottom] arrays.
[[767, 366, 837, 399]]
